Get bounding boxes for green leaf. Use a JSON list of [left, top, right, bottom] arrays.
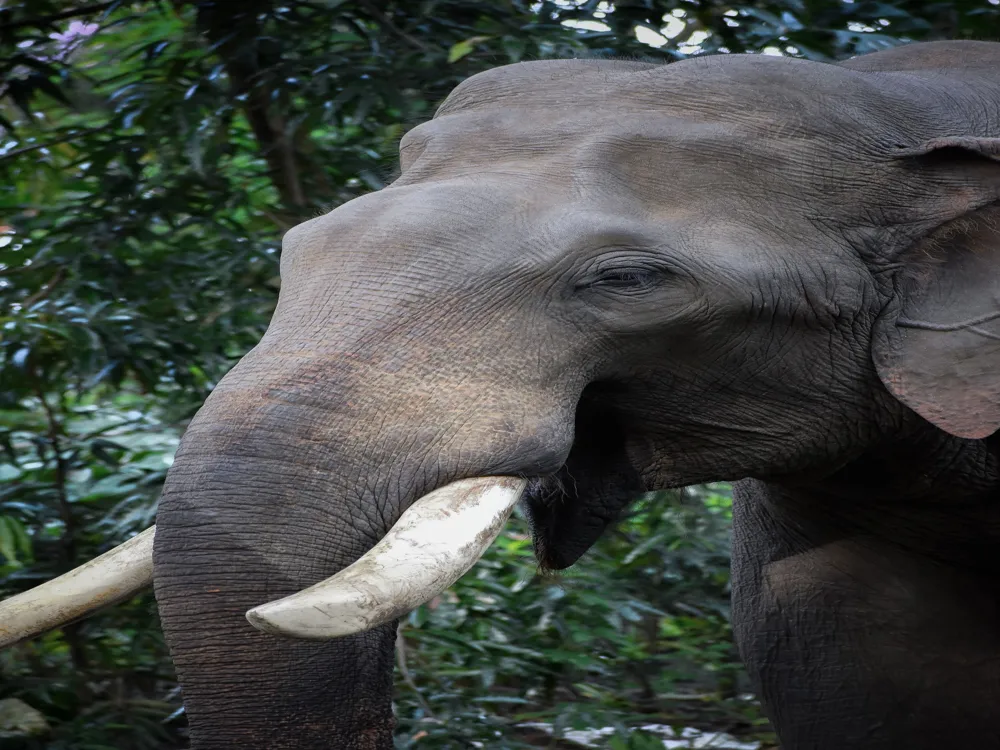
[[448, 36, 491, 63], [0, 516, 21, 564]]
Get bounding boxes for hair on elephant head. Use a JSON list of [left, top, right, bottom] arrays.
[[2, 40, 999, 750]]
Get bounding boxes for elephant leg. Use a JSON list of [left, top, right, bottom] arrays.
[[730, 483, 1000, 750]]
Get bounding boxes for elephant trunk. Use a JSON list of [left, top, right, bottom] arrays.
[[153, 389, 414, 749], [1, 322, 566, 746]]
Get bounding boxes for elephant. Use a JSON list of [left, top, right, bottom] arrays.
[[2, 38, 1000, 750]]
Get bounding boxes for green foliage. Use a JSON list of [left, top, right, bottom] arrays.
[[393, 486, 764, 748], [0, 390, 179, 749], [1, 0, 998, 747]]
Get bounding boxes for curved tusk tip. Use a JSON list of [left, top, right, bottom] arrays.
[[244, 605, 286, 636], [245, 601, 318, 639], [244, 476, 526, 641], [245, 596, 377, 640]]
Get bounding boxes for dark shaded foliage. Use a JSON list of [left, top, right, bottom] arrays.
[[0, 1, 996, 747]]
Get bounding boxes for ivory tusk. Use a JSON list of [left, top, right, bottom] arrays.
[[0, 526, 155, 649], [246, 476, 526, 640]]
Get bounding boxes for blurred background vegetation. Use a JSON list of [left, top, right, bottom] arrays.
[[0, 1, 996, 748]]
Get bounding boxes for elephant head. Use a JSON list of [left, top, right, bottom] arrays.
[[2, 40, 999, 749]]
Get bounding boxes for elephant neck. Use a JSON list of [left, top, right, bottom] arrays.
[[766, 420, 999, 505], [747, 426, 1000, 570], [824, 427, 998, 503]]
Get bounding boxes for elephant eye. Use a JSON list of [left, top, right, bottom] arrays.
[[599, 269, 656, 287], [577, 267, 666, 294]]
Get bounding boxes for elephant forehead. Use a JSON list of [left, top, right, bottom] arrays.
[[434, 58, 659, 117], [398, 108, 796, 206], [416, 54, 894, 194], [436, 53, 882, 131]]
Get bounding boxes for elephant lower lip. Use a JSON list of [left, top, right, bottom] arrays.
[[519, 396, 646, 570], [520, 475, 581, 570]]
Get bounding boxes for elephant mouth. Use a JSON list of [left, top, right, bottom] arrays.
[[247, 384, 646, 637], [521, 384, 646, 570]]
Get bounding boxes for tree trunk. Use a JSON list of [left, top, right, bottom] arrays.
[[191, 0, 325, 221]]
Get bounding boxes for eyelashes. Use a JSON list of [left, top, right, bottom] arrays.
[[589, 268, 661, 289], [574, 266, 670, 295]]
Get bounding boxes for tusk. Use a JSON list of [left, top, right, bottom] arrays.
[[0, 526, 155, 649], [246, 476, 526, 640]]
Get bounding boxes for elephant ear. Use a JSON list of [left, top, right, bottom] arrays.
[[873, 137, 1000, 439]]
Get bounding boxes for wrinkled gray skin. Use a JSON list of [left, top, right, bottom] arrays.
[[153, 41, 1000, 749]]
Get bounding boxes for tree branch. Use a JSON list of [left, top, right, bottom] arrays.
[[191, 2, 312, 214], [21, 267, 66, 307], [0, 1, 117, 32], [30, 373, 92, 696], [395, 628, 436, 720], [31, 381, 73, 565], [0, 127, 109, 162], [357, 0, 431, 52]]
